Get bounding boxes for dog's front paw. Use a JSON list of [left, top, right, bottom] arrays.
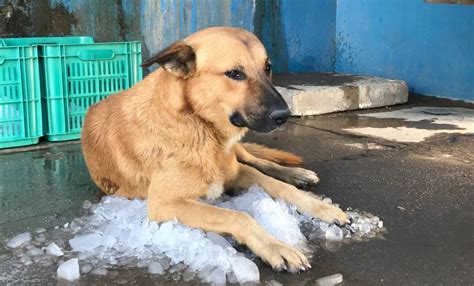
[[290, 167, 320, 188], [310, 201, 349, 225], [259, 240, 311, 273]]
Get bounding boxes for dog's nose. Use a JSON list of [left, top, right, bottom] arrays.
[[269, 109, 291, 126]]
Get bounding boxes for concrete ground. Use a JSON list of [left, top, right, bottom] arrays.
[[0, 95, 473, 285]]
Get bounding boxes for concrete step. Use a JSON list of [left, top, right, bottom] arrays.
[[274, 73, 408, 116]]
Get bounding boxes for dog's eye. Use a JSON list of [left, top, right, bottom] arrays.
[[224, 69, 247, 81], [265, 63, 272, 75]]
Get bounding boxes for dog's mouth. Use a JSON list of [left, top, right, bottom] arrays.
[[229, 112, 247, 128]]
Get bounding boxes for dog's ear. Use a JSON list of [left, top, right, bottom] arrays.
[[142, 41, 196, 78]]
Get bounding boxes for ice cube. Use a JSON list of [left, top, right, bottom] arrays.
[[26, 247, 43, 256], [346, 211, 359, 220], [360, 223, 372, 234], [45, 243, 64, 256], [20, 255, 33, 266], [183, 270, 196, 281], [136, 260, 150, 268], [34, 234, 46, 243], [324, 240, 343, 252], [160, 257, 171, 270], [322, 197, 332, 204], [7, 232, 31, 248], [308, 232, 320, 240], [169, 272, 179, 281], [205, 268, 226, 285], [169, 263, 187, 273], [267, 280, 283, 286], [80, 263, 93, 274], [35, 228, 46, 234], [231, 256, 260, 283], [83, 200, 93, 209], [57, 258, 80, 281], [319, 222, 330, 232], [69, 233, 102, 252], [148, 262, 164, 275], [316, 273, 343, 286], [206, 232, 232, 249], [325, 225, 343, 240], [197, 265, 215, 279]]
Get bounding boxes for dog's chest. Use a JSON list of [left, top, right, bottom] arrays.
[[206, 181, 224, 200]]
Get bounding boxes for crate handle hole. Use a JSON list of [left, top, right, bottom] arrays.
[[78, 50, 115, 61]]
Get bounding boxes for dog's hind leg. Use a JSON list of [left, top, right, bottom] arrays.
[[235, 143, 319, 188], [240, 143, 302, 166], [228, 162, 349, 225], [147, 172, 310, 272]]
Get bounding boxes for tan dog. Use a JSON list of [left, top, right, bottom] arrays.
[[82, 27, 349, 272]]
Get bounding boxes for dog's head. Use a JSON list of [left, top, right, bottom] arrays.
[[142, 27, 290, 133]]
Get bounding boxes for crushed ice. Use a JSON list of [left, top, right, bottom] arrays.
[[3, 185, 385, 284], [316, 273, 344, 286]]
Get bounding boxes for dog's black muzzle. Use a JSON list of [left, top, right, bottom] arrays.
[[230, 81, 291, 133]]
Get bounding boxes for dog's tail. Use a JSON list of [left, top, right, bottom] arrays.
[[242, 143, 303, 166]]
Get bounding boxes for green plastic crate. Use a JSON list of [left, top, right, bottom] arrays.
[[40, 41, 142, 141], [0, 43, 43, 149]]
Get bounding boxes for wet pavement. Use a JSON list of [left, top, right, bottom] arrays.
[[0, 95, 473, 285]]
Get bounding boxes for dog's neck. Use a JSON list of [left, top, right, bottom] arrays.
[[147, 70, 189, 115], [224, 129, 247, 153]]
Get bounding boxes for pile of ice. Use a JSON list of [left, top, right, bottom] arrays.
[[4, 185, 384, 284]]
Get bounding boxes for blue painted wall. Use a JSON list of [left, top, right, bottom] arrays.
[[253, 0, 336, 73], [335, 0, 474, 100], [279, 0, 336, 72], [1, 0, 472, 100], [139, 0, 255, 60], [137, 0, 336, 73]]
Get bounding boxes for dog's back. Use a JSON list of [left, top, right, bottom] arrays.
[[82, 75, 155, 198]]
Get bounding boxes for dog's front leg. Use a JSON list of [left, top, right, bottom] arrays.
[[147, 173, 310, 272], [229, 163, 349, 224]]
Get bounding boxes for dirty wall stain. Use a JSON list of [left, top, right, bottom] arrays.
[[253, 0, 289, 73], [0, 0, 77, 37]]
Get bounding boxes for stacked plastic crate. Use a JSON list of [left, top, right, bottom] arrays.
[[0, 37, 142, 148], [0, 39, 42, 148]]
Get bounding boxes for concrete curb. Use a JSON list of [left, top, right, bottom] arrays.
[[274, 73, 408, 116]]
